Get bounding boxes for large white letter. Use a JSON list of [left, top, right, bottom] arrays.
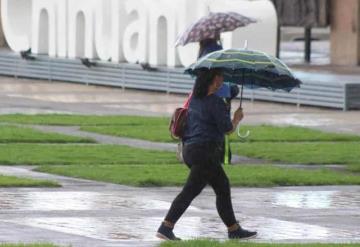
[[32, 0, 64, 56], [148, 0, 178, 67], [1, 0, 32, 52], [68, 0, 97, 58], [109, 0, 127, 63], [94, 0, 113, 61], [122, 0, 148, 64]]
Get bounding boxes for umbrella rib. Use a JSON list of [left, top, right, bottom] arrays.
[[245, 73, 297, 83], [221, 51, 264, 56], [208, 51, 289, 71], [206, 58, 276, 66], [225, 71, 294, 82]]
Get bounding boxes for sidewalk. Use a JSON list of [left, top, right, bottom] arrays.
[[0, 166, 359, 246]]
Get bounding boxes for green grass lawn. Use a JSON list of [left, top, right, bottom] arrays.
[[36, 164, 360, 187], [0, 114, 168, 126], [0, 175, 60, 187], [231, 142, 360, 165], [0, 142, 360, 171], [81, 124, 360, 143], [1, 114, 359, 143], [0, 125, 94, 143], [0, 114, 359, 187], [0, 244, 58, 247], [81, 124, 172, 142], [0, 144, 178, 166], [0, 143, 170, 188], [159, 241, 360, 247], [347, 164, 360, 173], [231, 125, 360, 142]]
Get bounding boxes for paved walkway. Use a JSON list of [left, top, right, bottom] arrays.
[[0, 76, 360, 246], [0, 166, 359, 246]]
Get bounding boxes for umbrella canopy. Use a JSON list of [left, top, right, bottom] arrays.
[[185, 48, 301, 92], [175, 12, 257, 46]]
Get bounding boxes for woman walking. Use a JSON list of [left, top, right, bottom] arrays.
[[156, 68, 257, 240]]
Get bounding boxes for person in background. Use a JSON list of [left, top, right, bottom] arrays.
[[198, 34, 223, 59], [156, 68, 257, 241]]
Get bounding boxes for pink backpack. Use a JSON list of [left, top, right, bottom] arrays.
[[169, 93, 192, 140]]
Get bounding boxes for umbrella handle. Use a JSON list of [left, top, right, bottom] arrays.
[[237, 124, 250, 140]]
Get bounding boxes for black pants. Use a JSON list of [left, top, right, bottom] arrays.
[[164, 141, 237, 227]]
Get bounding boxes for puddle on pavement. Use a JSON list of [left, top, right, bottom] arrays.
[[0, 189, 359, 241], [273, 190, 360, 209], [230, 189, 360, 210], [0, 108, 73, 114], [5, 93, 183, 104], [4, 216, 212, 241], [1, 189, 359, 212], [269, 114, 335, 127], [104, 103, 178, 114], [274, 191, 334, 209], [1, 189, 359, 211], [0, 191, 199, 212], [248, 217, 360, 241], [4, 215, 360, 241]]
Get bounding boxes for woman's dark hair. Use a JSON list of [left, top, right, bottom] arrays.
[[193, 68, 223, 98]]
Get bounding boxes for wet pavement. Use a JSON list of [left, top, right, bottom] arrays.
[[0, 76, 360, 246], [0, 166, 359, 246]]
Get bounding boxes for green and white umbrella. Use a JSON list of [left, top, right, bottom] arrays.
[[186, 48, 301, 106]]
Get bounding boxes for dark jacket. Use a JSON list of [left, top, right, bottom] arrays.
[[183, 94, 232, 145]]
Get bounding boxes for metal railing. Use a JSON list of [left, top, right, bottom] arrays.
[[0, 52, 359, 110]]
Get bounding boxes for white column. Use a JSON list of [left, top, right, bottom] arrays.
[[148, 0, 178, 66]]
